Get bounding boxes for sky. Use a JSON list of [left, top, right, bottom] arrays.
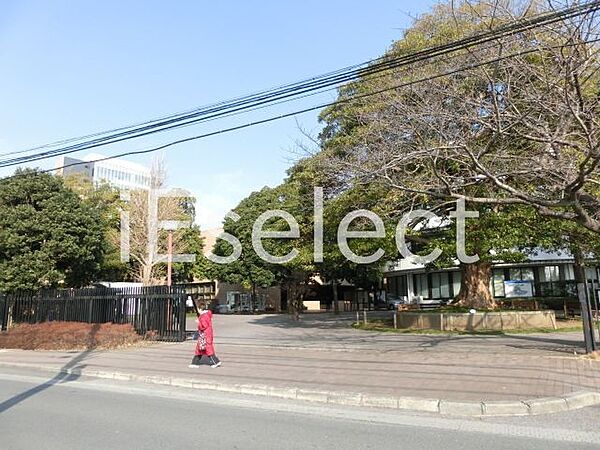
[[0, 0, 437, 230]]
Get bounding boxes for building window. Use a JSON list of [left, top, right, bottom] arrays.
[[452, 272, 461, 298], [430, 272, 450, 299], [544, 266, 560, 282], [509, 267, 534, 281], [585, 267, 598, 282], [493, 269, 505, 297], [414, 273, 429, 299]]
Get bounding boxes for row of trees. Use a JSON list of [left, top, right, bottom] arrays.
[[208, 0, 600, 313], [4, 1, 599, 315], [0, 166, 207, 293]]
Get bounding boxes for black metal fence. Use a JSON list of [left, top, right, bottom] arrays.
[[0, 285, 195, 341]]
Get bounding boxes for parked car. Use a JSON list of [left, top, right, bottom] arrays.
[[212, 304, 231, 314], [387, 296, 405, 310]]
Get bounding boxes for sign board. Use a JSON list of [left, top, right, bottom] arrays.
[[504, 280, 534, 298]]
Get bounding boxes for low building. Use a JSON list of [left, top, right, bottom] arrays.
[[383, 251, 600, 308]]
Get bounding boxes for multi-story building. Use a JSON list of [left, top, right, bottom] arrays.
[[57, 153, 151, 191]]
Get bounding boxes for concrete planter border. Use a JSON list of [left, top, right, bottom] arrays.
[[397, 310, 557, 331]]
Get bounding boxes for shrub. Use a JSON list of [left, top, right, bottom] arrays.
[[0, 322, 144, 350]]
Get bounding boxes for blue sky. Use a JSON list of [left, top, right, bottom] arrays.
[[0, 0, 437, 229]]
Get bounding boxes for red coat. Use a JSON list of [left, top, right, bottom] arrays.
[[195, 310, 215, 356]]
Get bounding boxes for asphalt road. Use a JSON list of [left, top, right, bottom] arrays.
[[1, 367, 599, 450]]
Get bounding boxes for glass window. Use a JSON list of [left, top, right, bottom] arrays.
[[414, 273, 429, 299], [387, 277, 397, 296], [493, 269, 505, 297], [452, 272, 461, 298], [509, 267, 535, 281], [521, 268, 534, 281], [431, 274, 441, 299], [429, 273, 450, 299], [544, 266, 560, 282], [509, 268, 521, 280], [439, 273, 450, 298], [585, 267, 598, 281]]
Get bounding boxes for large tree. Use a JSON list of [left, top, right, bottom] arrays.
[[0, 169, 107, 292], [318, 0, 600, 307], [322, 0, 600, 230]]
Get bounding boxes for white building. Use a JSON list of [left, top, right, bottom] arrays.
[[383, 250, 600, 306], [57, 153, 151, 191]]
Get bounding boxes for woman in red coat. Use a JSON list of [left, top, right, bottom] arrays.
[[189, 305, 221, 368]]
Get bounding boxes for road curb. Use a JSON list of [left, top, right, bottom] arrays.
[[1, 361, 599, 417]]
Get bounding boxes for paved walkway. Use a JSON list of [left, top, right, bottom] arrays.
[[1, 313, 599, 403]]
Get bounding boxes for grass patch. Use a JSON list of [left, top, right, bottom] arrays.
[[0, 322, 147, 351], [352, 319, 584, 335]]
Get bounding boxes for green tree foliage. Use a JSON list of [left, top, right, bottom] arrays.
[[207, 161, 393, 316], [0, 169, 107, 292], [64, 173, 130, 281], [207, 186, 288, 310], [314, 1, 600, 308]]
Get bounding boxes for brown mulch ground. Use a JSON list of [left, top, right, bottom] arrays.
[[0, 322, 144, 350]]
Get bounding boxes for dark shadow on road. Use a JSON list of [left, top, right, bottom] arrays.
[[249, 312, 392, 330], [502, 333, 585, 353], [0, 323, 101, 414]]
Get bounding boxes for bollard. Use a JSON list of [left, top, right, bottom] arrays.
[[393, 312, 397, 329], [356, 310, 359, 325], [363, 309, 367, 325]]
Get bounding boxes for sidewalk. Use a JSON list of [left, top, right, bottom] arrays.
[[1, 313, 599, 416]]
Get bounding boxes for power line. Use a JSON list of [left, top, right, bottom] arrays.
[[2, 0, 598, 168], [41, 36, 599, 179]]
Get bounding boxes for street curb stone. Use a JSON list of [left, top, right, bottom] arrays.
[[439, 400, 484, 416], [361, 394, 398, 409], [482, 400, 530, 416], [398, 397, 440, 413], [564, 390, 600, 410], [1, 361, 599, 417], [523, 396, 569, 415], [327, 391, 363, 407]]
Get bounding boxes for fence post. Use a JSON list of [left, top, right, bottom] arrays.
[[179, 290, 186, 342], [0, 295, 8, 331]]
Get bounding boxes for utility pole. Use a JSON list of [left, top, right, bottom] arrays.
[[574, 249, 598, 353]]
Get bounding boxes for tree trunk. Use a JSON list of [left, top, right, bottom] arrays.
[[454, 261, 497, 309], [141, 264, 153, 286], [289, 293, 303, 321], [332, 280, 339, 315]]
